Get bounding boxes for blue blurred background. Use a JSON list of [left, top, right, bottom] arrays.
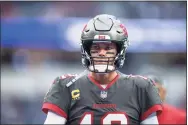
[[1, 1, 186, 124]]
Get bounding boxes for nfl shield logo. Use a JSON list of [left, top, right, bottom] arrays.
[[100, 91, 107, 99]]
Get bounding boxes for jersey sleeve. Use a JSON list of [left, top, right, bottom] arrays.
[[138, 78, 163, 121], [42, 77, 71, 119]]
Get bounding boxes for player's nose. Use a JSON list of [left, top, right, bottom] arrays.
[[98, 49, 106, 56]]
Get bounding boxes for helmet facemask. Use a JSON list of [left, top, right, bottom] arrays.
[[81, 40, 128, 73], [89, 56, 116, 73]]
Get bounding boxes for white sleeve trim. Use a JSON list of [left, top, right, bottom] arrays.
[[44, 111, 67, 124], [140, 112, 159, 124]]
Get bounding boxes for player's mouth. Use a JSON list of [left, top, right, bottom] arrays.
[[93, 60, 110, 64], [95, 62, 108, 64], [91, 57, 115, 65]]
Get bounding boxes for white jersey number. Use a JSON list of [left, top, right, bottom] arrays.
[[80, 112, 128, 124]]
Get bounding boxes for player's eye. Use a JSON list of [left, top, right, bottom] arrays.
[[106, 46, 113, 50], [92, 45, 100, 50]]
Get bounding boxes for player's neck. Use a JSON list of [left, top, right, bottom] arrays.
[[90, 71, 118, 85]]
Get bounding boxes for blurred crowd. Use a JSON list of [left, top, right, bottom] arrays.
[[1, 1, 186, 19], [1, 1, 187, 124]]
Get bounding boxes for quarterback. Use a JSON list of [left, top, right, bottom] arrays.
[[42, 14, 163, 124]]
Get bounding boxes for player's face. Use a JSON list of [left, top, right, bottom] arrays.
[[90, 42, 117, 65], [156, 83, 166, 102]]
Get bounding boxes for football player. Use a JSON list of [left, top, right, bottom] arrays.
[[145, 74, 186, 124], [42, 14, 163, 124]]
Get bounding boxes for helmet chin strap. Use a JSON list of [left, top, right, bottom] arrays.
[[88, 65, 115, 73]]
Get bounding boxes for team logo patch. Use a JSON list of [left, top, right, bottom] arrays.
[[94, 35, 111, 40], [71, 89, 80, 100], [100, 91, 108, 99]]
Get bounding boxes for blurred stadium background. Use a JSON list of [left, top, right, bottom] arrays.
[[1, 1, 186, 124]]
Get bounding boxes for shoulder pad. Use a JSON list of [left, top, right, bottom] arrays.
[[52, 77, 61, 84], [51, 74, 77, 86], [129, 74, 156, 85], [66, 70, 87, 87], [52, 74, 77, 86], [60, 74, 78, 80], [128, 74, 148, 80], [128, 74, 152, 88], [120, 74, 130, 80]]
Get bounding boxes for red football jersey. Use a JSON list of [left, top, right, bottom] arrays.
[[158, 103, 186, 124]]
